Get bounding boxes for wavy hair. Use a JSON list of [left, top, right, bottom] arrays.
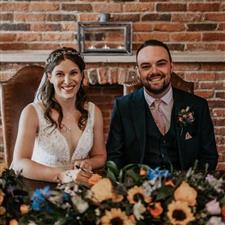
[[37, 47, 88, 131]]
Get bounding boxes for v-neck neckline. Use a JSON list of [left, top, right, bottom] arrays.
[[56, 106, 90, 159], [56, 122, 88, 159]]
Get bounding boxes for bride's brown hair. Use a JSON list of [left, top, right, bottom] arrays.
[[37, 47, 88, 131]]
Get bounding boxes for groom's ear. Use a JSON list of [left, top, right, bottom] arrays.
[[135, 65, 141, 78], [170, 62, 174, 73]]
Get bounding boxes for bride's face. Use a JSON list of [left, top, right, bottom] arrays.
[[48, 59, 82, 100]]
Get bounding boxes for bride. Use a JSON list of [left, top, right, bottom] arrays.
[[11, 47, 107, 183]]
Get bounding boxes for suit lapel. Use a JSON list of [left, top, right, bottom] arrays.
[[131, 88, 146, 163]]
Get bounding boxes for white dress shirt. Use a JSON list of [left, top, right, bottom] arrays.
[[144, 86, 174, 133]]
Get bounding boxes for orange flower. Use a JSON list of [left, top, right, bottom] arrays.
[[88, 173, 103, 185], [165, 179, 175, 187], [101, 208, 134, 225], [174, 181, 197, 206], [20, 204, 30, 214], [221, 205, 225, 220], [0, 191, 4, 206], [9, 219, 18, 225], [0, 162, 7, 174], [139, 168, 147, 176], [112, 192, 124, 203], [127, 186, 151, 204], [148, 202, 163, 218], [129, 214, 136, 224], [90, 178, 113, 203], [167, 201, 195, 225]]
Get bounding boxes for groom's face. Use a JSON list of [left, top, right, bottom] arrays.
[[137, 45, 173, 94]]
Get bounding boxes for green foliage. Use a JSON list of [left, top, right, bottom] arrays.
[[0, 169, 30, 223]]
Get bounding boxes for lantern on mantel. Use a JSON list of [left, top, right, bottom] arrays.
[[78, 13, 132, 56]]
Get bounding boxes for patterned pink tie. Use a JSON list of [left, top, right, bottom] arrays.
[[151, 99, 166, 135]]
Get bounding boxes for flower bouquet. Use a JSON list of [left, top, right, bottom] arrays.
[[177, 106, 194, 128], [176, 106, 195, 138], [0, 161, 225, 225]]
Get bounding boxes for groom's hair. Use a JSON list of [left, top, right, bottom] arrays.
[[136, 39, 172, 62]]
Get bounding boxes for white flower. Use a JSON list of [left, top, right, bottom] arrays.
[[54, 220, 62, 225], [142, 178, 162, 196], [28, 221, 37, 225], [58, 183, 79, 196], [61, 202, 71, 210], [85, 189, 93, 199], [142, 181, 154, 196], [71, 194, 89, 213], [133, 201, 146, 220], [95, 208, 101, 216], [206, 216, 225, 225], [206, 199, 221, 215], [205, 174, 224, 193]]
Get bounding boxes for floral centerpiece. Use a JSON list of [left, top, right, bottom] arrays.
[[0, 161, 225, 225]]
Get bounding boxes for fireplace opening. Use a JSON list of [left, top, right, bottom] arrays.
[[87, 84, 123, 141]]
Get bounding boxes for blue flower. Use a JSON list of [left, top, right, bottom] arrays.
[[147, 167, 170, 181], [31, 186, 52, 212]]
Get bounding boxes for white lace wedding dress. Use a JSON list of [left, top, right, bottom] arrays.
[[31, 102, 95, 168]]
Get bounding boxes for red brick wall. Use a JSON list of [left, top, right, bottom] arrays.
[[0, 0, 224, 170], [0, 1, 224, 51]]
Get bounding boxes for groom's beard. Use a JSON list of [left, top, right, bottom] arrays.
[[142, 73, 171, 95]]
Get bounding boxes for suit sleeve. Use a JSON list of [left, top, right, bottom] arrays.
[[198, 100, 218, 170], [106, 99, 125, 168]]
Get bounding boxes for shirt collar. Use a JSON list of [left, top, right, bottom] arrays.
[[144, 85, 173, 106]]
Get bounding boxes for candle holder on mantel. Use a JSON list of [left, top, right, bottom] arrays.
[[78, 13, 132, 56]]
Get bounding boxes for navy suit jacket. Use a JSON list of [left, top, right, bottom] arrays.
[[107, 87, 218, 170]]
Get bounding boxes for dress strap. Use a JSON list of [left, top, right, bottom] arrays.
[[88, 102, 95, 127], [31, 102, 45, 117]]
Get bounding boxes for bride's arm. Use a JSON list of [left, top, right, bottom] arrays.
[[11, 104, 63, 182]]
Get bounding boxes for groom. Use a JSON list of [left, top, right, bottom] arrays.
[[107, 39, 218, 171]]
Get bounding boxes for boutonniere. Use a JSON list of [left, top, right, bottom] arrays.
[[177, 106, 195, 137]]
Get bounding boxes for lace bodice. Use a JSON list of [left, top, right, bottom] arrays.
[[31, 102, 95, 168]]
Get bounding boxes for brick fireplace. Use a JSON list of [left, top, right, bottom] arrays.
[[87, 84, 123, 141]]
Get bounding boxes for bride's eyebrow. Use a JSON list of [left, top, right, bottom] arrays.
[[55, 70, 64, 73], [55, 68, 77, 73], [70, 68, 79, 72]]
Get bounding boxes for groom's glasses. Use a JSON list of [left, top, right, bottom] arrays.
[[47, 48, 83, 64]]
